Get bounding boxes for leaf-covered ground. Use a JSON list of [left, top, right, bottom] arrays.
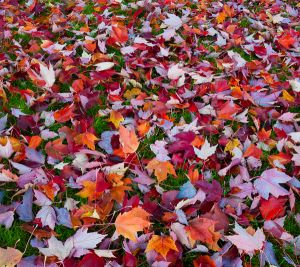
[[0, 0, 300, 266]]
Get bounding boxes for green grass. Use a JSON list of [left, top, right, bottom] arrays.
[[94, 116, 109, 135], [170, 109, 193, 124], [55, 226, 75, 240], [7, 94, 32, 114], [0, 222, 38, 256], [161, 168, 188, 190], [137, 127, 165, 159]]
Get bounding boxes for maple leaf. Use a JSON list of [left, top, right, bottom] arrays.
[[224, 138, 240, 155], [74, 132, 99, 150], [216, 11, 227, 23], [278, 33, 295, 49], [254, 169, 292, 199], [226, 223, 265, 255], [38, 235, 73, 260], [45, 138, 69, 160], [259, 196, 287, 220], [115, 207, 151, 241], [201, 204, 229, 232], [111, 24, 128, 44], [53, 104, 75, 123], [217, 101, 241, 120], [163, 13, 182, 30], [145, 235, 178, 259], [243, 144, 262, 159], [28, 135, 42, 149], [77, 181, 102, 201], [0, 247, 22, 267], [28, 62, 55, 88], [109, 110, 124, 129], [146, 158, 176, 183], [185, 217, 221, 251], [194, 139, 217, 160], [36, 205, 56, 230], [119, 125, 139, 154], [67, 227, 106, 257], [39, 228, 105, 260], [38, 62, 56, 88]]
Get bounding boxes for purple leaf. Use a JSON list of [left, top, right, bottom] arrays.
[[16, 188, 33, 222]]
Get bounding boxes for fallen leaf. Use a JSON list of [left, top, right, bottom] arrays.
[[194, 139, 217, 160], [115, 207, 151, 241], [226, 223, 265, 255], [53, 104, 75, 123], [76, 181, 102, 201], [0, 247, 22, 267], [119, 125, 139, 154], [254, 169, 292, 199], [259, 196, 287, 220], [74, 132, 99, 150], [111, 24, 128, 44], [146, 158, 176, 183], [109, 110, 124, 129], [145, 235, 178, 259], [185, 217, 221, 251]]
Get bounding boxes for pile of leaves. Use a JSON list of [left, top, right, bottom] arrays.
[[0, 0, 300, 266]]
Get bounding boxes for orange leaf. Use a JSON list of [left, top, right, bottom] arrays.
[[109, 110, 124, 129], [29, 136, 42, 149], [0, 247, 22, 267], [146, 158, 176, 183], [75, 132, 99, 150], [216, 11, 227, 23], [53, 104, 75, 123], [145, 235, 178, 259], [115, 207, 151, 241], [76, 181, 101, 201], [119, 125, 139, 154], [243, 144, 262, 159], [278, 34, 295, 49], [185, 217, 221, 251], [40, 183, 56, 200], [111, 185, 132, 203], [111, 24, 128, 44], [193, 255, 216, 267], [137, 120, 150, 137]]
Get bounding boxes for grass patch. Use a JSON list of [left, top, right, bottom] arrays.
[[94, 116, 109, 135], [161, 168, 188, 190], [0, 222, 38, 256], [137, 127, 165, 159]]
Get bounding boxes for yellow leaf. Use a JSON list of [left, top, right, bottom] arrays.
[[75, 132, 99, 150], [146, 158, 176, 183], [145, 235, 178, 259], [216, 11, 227, 23], [124, 88, 141, 99], [0, 247, 22, 267], [224, 139, 240, 155], [282, 90, 295, 102], [119, 125, 139, 154], [109, 110, 124, 129], [115, 207, 151, 241]]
